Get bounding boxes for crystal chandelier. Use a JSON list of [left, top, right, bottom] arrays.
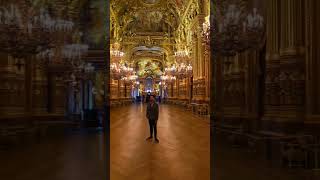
[[62, 44, 89, 60], [121, 73, 138, 84], [110, 49, 124, 57], [129, 74, 138, 81], [110, 42, 124, 59], [121, 76, 135, 84], [177, 63, 193, 78], [110, 42, 126, 80], [211, 1, 265, 56], [160, 74, 176, 83], [36, 43, 89, 65], [201, 18, 210, 46], [120, 64, 133, 76], [165, 64, 177, 75], [111, 61, 135, 81], [83, 63, 95, 73], [110, 63, 121, 80], [0, 3, 74, 56], [174, 50, 190, 57]]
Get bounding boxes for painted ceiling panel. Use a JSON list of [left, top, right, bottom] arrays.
[[136, 59, 164, 78]]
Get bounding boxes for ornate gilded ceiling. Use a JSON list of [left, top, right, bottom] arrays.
[[111, 0, 209, 78], [110, 0, 186, 40]]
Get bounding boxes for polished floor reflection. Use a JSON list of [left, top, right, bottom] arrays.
[[110, 104, 211, 180]]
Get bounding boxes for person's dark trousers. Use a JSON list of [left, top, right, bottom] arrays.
[[148, 119, 157, 138]]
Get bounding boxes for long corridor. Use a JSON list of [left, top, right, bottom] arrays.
[[110, 104, 210, 180]]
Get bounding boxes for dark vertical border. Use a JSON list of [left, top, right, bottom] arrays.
[[209, 1, 215, 180], [105, 0, 110, 179]]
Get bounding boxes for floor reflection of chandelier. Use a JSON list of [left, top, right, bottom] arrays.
[[211, 1, 265, 56]]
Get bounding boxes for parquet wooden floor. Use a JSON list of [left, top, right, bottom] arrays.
[[110, 104, 210, 180]]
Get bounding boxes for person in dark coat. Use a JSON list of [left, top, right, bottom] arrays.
[[146, 94, 150, 103], [146, 95, 159, 143]]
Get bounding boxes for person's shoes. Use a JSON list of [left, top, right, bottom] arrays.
[[155, 138, 159, 143], [146, 136, 153, 140]]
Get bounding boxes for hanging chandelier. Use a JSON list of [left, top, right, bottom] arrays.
[[165, 64, 177, 75], [177, 63, 193, 78], [211, 1, 265, 56], [36, 43, 89, 65], [160, 74, 176, 83], [173, 45, 193, 78], [128, 74, 138, 81], [120, 64, 133, 76], [201, 18, 210, 46], [110, 42, 124, 59], [110, 62, 135, 81], [174, 49, 190, 58], [110, 42, 126, 80], [0, 3, 74, 56], [62, 44, 89, 60], [110, 63, 122, 80], [110, 49, 124, 57]]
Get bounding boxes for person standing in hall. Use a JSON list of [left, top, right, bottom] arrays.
[[146, 95, 159, 143]]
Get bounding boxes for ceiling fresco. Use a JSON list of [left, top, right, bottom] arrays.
[[135, 59, 164, 78], [110, 0, 183, 39], [125, 10, 169, 33], [143, 0, 161, 4]]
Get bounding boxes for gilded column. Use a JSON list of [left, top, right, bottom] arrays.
[[305, 0, 320, 124], [262, 0, 281, 126], [278, 0, 305, 127]]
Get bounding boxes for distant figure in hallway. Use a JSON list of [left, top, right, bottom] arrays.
[[146, 95, 159, 143]]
